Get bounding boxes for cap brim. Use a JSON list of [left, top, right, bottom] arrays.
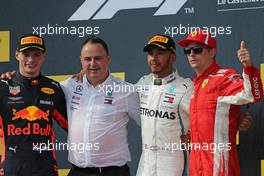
[[178, 39, 206, 47], [178, 39, 215, 49], [18, 46, 45, 52], [143, 43, 167, 52]]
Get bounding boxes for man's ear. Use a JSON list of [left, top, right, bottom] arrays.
[[171, 53, 176, 62], [107, 55, 112, 63], [42, 52, 47, 63], [210, 48, 217, 58], [80, 56, 83, 65], [15, 51, 20, 61]]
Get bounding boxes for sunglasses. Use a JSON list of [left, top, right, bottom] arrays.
[[183, 46, 203, 55]]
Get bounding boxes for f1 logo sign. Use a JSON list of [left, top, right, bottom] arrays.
[[69, 0, 188, 21]]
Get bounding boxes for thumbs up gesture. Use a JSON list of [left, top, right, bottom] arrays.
[[237, 41, 252, 67]]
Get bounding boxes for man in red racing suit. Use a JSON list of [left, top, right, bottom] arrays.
[[178, 30, 263, 176]]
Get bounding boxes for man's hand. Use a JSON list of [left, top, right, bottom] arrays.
[[237, 41, 252, 67], [238, 112, 253, 131], [72, 70, 85, 83], [181, 130, 190, 145], [0, 168, 4, 176], [0, 71, 16, 80]]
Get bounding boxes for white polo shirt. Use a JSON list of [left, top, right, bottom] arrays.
[[60, 74, 140, 168]]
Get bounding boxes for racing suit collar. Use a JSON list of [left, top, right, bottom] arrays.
[[152, 70, 178, 85], [16, 71, 42, 86], [193, 61, 220, 84], [83, 72, 112, 88]]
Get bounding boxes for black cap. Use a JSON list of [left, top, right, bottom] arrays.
[[17, 34, 45, 52], [143, 34, 176, 53]]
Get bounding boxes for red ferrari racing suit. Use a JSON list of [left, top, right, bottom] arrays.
[[189, 61, 263, 176]]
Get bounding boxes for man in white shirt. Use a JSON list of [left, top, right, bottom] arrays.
[[60, 36, 140, 176], [0, 35, 253, 176]]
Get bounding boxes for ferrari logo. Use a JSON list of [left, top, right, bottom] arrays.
[[202, 79, 209, 88], [191, 31, 198, 37]]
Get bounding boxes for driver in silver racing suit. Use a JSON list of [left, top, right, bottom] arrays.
[[136, 34, 193, 176]]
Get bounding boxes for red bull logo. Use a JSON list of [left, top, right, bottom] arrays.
[[12, 106, 49, 122], [8, 106, 51, 136], [8, 123, 51, 136]]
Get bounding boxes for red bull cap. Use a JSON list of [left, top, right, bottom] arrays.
[[17, 34, 46, 52]]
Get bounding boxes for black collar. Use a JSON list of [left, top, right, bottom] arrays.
[[15, 72, 42, 86]]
